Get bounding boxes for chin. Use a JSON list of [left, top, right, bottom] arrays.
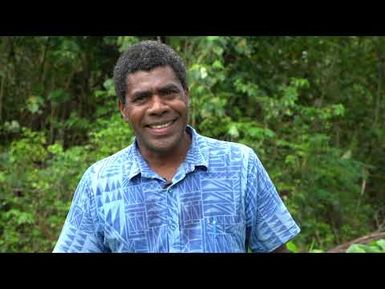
[[139, 126, 187, 153], [150, 139, 179, 153]]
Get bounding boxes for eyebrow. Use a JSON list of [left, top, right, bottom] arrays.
[[157, 83, 181, 92], [131, 83, 181, 98], [132, 90, 151, 100]]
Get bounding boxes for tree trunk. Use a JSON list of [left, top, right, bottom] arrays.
[[0, 72, 4, 122], [374, 40, 384, 127]]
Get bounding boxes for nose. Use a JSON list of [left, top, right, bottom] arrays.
[[147, 95, 170, 115]]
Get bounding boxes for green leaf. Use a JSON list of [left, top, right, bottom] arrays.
[[341, 150, 352, 159], [3, 120, 20, 133], [26, 95, 45, 114], [227, 124, 239, 138], [347, 244, 368, 253], [376, 239, 385, 251], [286, 241, 298, 253], [47, 143, 64, 155], [200, 67, 208, 79], [309, 249, 324, 253], [48, 89, 70, 103]]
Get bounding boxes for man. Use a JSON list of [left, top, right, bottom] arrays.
[[53, 40, 300, 253]]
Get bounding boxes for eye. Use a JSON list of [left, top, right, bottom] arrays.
[[165, 89, 176, 94], [161, 88, 179, 98], [134, 95, 146, 102], [132, 92, 150, 104]]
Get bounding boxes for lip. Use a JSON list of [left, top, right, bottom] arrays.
[[145, 118, 178, 136]]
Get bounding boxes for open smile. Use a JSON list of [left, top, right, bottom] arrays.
[[145, 118, 178, 135], [147, 119, 176, 129]]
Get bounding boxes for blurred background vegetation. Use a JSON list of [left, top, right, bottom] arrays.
[[0, 36, 384, 252]]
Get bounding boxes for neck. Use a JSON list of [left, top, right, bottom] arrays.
[[138, 131, 191, 181]]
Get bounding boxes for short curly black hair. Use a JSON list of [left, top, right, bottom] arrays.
[[113, 40, 188, 104]]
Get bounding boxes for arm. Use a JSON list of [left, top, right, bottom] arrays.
[[53, 167, 107, 252], [245, 150, 300, 253]]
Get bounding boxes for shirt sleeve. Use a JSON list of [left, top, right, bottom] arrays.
[[53, 167, 108, 253], [245, 150, 300, 252]]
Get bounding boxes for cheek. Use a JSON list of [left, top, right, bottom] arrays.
[[181, 105, 189, 118], [126, 109, 143, 126], [174, 100, 188, 114]]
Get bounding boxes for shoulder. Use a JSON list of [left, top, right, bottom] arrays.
[[198, 134, 256, 161]]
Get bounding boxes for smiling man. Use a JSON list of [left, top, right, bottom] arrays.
[[53, 40, 300, 253], [119, 65, 191, 182]]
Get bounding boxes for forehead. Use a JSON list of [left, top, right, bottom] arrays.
[[126, 66, 180, 93]]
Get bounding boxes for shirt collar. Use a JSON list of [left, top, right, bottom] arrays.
[[126, 125, 209, 181], [184, 125, 209, 169]]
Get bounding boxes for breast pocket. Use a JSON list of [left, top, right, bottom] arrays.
[[204, 215, 246, 253]]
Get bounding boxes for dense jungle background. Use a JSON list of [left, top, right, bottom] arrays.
[[1, 36, 384, 252]]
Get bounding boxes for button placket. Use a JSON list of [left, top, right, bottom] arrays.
[[166, 184, 182, 251]]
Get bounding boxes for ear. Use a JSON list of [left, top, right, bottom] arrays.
[[184, 88, 190, 106], [118, 100, 129, 122]]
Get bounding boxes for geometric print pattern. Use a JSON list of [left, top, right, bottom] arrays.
[[53, 126, 300, 252]]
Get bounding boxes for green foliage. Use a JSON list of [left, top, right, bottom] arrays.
[[89, 114, 133, 160], [0, 127, 90, 251], [116, 36, 140, 52], [347, 240, 385, 253], [286, 241, 299, 253], [26, 95, 45, 114]]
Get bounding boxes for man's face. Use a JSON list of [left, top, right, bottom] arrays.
[[119, 65, 189, 155]]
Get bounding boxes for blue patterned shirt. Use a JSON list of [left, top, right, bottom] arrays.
[[53, 126, 300, 253]]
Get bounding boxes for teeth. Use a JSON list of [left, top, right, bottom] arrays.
[[150, 121, 173, 129]]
